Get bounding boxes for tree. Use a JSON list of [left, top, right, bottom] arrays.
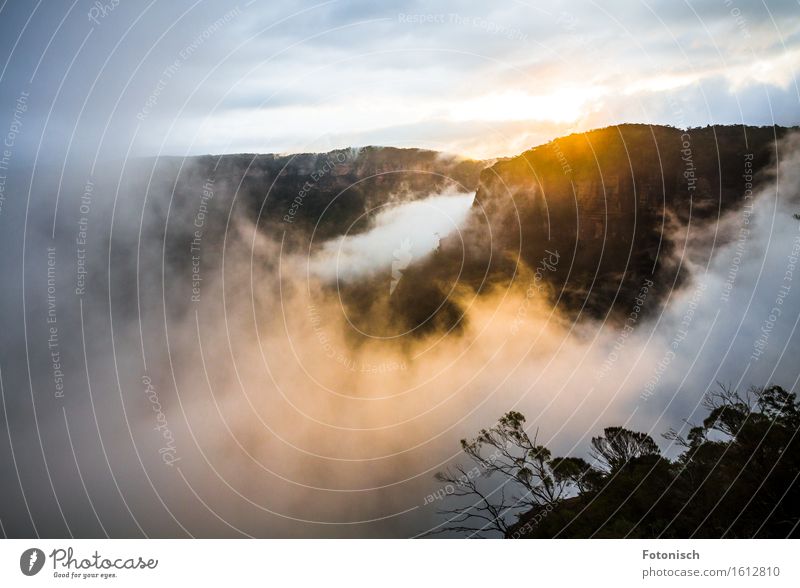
[[431, 384, 800, 538], [590, 427, 660, 472], [426, 411, 590, 537]]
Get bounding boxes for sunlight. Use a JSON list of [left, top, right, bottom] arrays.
[[448, 88, 601, 124]]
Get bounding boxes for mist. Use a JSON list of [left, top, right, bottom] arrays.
[[308, 191, 474, 284], [0, 127, 798, 538]]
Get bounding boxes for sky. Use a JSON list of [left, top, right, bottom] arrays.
[[0, 0, 798, 161]]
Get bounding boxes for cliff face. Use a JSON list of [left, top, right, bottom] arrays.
[[466, 124, 793, 319], [171, 146, 486, 241], [103, 147, 487, 325]]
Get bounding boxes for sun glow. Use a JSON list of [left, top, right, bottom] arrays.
[[448, 88, 602, 124]]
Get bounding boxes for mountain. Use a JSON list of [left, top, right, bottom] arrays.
[[430, 124, 796, 322], [93, 125, 795, 334], [143, 146, 486, 242], [89, 146, 487, 325]]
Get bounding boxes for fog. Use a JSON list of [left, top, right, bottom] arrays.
[[308, 191, 474, 284], [0, 133, 798, 538]]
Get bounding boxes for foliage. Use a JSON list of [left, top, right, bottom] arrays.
[[431, 384, 800, 538]]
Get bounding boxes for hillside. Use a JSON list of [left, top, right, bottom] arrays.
[[438, 124, 796, 321]]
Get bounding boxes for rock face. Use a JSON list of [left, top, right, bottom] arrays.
[[161, 146, 487, 242], [464, 124, 794, 319]]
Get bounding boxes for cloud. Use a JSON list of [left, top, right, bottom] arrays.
[[308, 191, 473, 283], [2, 0, 797, 161]]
